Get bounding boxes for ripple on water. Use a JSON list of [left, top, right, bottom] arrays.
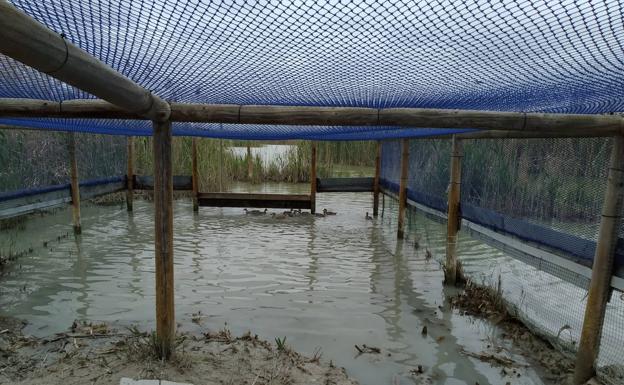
[[2, 184, 612, 385]]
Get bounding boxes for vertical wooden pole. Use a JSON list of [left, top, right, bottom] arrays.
[[219, 139, 223, 192], [153, 120, 174, 359], [191, 137, 199, 212], [445, 136, 463, 285], [126, 136, 134, 212], [397, 138, 409, 239], [310, 142, 317, 214], [574, 135, 624, 384], [373, 141, 382, 217], [68, 132, 81, 235], [247, 143, 253, 181]]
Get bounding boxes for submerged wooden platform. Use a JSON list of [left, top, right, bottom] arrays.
[[197, 192, 312, 209], [316, 177, 374, 192]]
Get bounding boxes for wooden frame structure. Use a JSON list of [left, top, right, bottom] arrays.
[[0, 2, 621, 380]]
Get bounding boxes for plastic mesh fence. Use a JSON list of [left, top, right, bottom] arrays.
[[1, 0, 624, 138], [380, 137, 624, 383], [0, 130, 127, 194]]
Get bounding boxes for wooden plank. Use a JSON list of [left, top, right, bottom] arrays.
[[0, 2, 170, 122], [445, 136, 463, 285], [153, 119, 174, 359], [134, 175, 193, 191], [198, 192, 312, 209], [191, 138, 199, 212], [68, 132, 81, 235], [316, 177, 374, 192], [397, 138, 409, 239], [373, 142, 381, 216], [126, 136, 134, 211], [1, 98, 622, 134], [310, 143, 317, 214], [574, 136, 624, 384]]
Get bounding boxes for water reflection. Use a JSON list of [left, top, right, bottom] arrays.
[[0, 184, 557, 384]]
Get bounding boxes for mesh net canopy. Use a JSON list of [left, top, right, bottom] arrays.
[[1, 0, 624, 139]]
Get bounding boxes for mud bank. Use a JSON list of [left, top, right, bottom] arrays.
[[449, 281, 578, 384], [0, 319, 357, 385]]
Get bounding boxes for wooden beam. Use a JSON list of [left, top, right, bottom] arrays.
[[191, 138, 199, 212], [198, 192, 311, 209], [310, 142, 317, 214], [68, 132, 81, 235], [0, 99, 622, 134], [153, 119, 174, 359], [397, 138, 409, 239], [445, 136, 463, 284], [574, 136, 624, 384], [126, 136, 134, 212], [373, 141, 381, 217], [439, 128, 623, 140], [0, 1, 170, 122]]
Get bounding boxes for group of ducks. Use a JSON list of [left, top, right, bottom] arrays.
[[243, 208, 337, 219]]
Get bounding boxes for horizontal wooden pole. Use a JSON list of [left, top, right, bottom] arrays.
[[0, 98, 622, 134], [435, 128, 623, 139], [0, 1, 169, 122]]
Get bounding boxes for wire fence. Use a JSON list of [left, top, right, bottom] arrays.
[[380, 137, 624, 384], [0, 130, 127, 194]]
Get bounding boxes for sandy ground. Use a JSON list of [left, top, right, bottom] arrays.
[[0, 319, 357, 385]]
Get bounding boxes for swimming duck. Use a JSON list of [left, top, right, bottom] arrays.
[[323, 209, 337, 216], [298, 209, 311, 216], [271, 212, 288, 220], [365, 212, 373, 220], [244, 208, 267, 215], [314, 212, 326, 218]]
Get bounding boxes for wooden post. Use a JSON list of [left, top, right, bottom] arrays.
[[153, 120, 174, 359], [574, 136, 624, 384], [247, 144, 253, 181], [126, 136, 134, 212], [445, 136, 463, 285], [373, 141, 382, 217], [68, 132, 81, 235], [191, 138, 199, 212], [310, 142, 317, 214], [397, 138, 409, 239]]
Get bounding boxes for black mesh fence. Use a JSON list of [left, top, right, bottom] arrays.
[[0, 130, 127, 193], [380, 136, 624, 384]]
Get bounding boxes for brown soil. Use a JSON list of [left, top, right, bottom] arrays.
[[449, 281, 576, 384], [0, 319, 358, 385]]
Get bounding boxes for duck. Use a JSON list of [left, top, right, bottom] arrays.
[[298, 209, 311, 216], [314, 212, 326, 218], [271, 212, 288, 220], [244, 208, 267, 215], [365, 212, 373, 220], [323, 208, 337, 216]]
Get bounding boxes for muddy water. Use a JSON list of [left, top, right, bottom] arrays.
[[0, 183, 576, 385]]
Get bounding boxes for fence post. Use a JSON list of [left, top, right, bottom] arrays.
[[445, 135, 463, 284], [153, 119, 175, 359], [247, 143, 253, 181], [397, 138, 409, 239], [68, 132, 81, 235], [126, 136, 134, 212], [373, 141, 381, 217], [311, 142, 317, 214], [191, 137, 199, 212], [574, 135, 624, 384]]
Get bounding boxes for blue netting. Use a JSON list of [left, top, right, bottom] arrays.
[[1, 0, 624, 139]]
